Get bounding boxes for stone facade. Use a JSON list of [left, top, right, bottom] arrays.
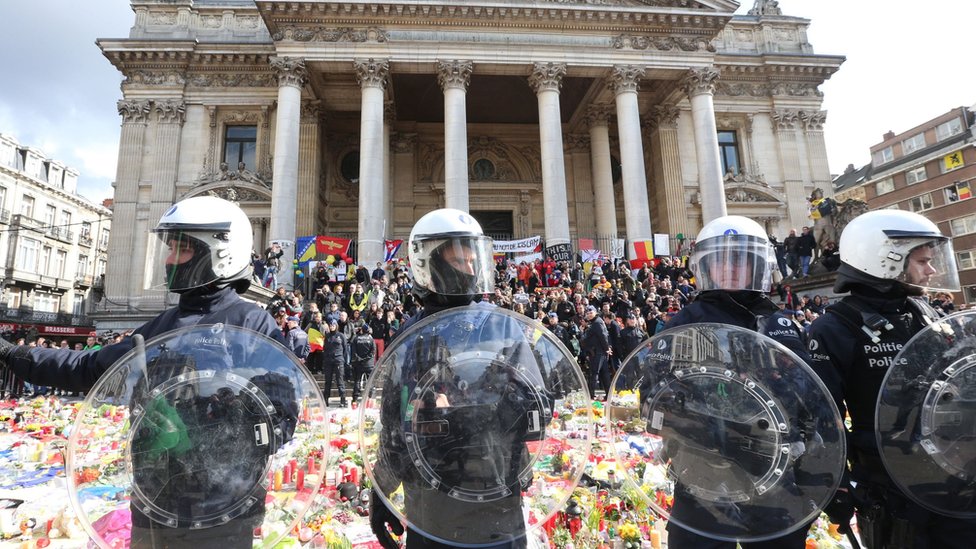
[[97, 0, 842, 323]]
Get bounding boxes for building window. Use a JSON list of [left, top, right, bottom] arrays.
[[44, 204, 56, 226], [905, 166, 927, 185], [873, 146, 894, 165], [875, 177, 895, 195], [99, 228, 110, 249], [34, 292, 59, 313], [40, 246, 52, 276], [223, 125, 257, 172], [942, 150, 965, 173], [96, 259, 107, 278], [472, 158, 496, 180], [77, 254, 89, 278], [0, 186, 6, 209], [958, 250, 976, 271], [950, 213, 976, 236], [20, 195, 34, 218], [717, 130, 741, 176], [73, 294, 85, 316], [945, 180, 973, 203], [60, 210, 72, 230], [6, 289, 21, 309], [965, 285, 976, 304], [15, 237, 40, 271], [902, 133, 926, 155], [936, 118, 964, 141], [54, 250, 67, 278], [340, 150, 360, 184], [908, 193, 933, 212]]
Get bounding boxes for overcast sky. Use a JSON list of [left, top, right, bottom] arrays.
[[1, 0, 973, 205]]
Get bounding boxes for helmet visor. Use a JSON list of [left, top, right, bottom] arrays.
[[892, 238, 961, 292], [691, 234, 775, 293], [413, 236, 495, 296], [144, 230, 219, 292]]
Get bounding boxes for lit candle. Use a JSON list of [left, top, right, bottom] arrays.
[[348, 466, 359, 486], [282, 464, 292, 486], [296, 469, 305, 492], [650, 529, 661, 549], [307, 456, 315, 474], [273, 470, 283, 491], [288, 459, 297, 481]]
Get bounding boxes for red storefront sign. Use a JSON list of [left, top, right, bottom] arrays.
[[37, 325, 97, 336]]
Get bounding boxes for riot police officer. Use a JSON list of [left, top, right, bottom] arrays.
[[665, 215, 815, 548], [370, 208, 532, 549], [0, 196, 288, 548], [808, 210, 975, 548], [0, 195, 285, 389], [349, 324, 376, 402], [616, 311, 647, 361]]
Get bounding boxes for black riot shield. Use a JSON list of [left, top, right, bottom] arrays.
[[877, 310, 976, 518], [66, 324, 330, 549], [608, 323, 846, 542], [360, 305, 592, 547]]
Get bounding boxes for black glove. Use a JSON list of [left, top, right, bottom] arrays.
[[369, 489, 403, 549], [824, 488, 855, 527]]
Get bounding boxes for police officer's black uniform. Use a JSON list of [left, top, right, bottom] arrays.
[[2, 286, 284, 392], [616, 316, 647, 361], [808, 281, 976, 548], [664, 290, 815, 549], [321, 325, 349, 406], [349, 327, 376, 401]]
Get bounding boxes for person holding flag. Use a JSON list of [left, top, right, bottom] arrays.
[[305, 311, 326, 374]]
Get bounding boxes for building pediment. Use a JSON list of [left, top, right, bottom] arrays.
[[183, 180, 273, 204]]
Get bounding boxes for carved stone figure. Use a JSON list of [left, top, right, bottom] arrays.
[[748, 0, 782, 16]]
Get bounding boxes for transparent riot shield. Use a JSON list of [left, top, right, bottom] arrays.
[[877, 310, 976, 518], [66, 324, 330, 549], [608, 323, 846, 542], [360, 305, 592, 547]]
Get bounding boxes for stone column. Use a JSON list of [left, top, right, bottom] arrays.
[[437, 60, 473, 212], [801, 110, 831, 193], [142, 100, 187, 308], [681, 67, 726, 223], [392, 132, 418, 239], [647, 105, 688, 237], [105, 100, 150, 305], [586, 103, 617, 245], [354, 58, 390, 266], [384, 101, 395, 235], [528, 62, 571, 250], [297, 101, 322, 238], [773, 109, 809, 229], [270, 56, 307, 290], [609, 65, 653, 256]]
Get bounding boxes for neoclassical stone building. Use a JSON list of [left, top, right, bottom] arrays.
[[95, 0, 842, 324]]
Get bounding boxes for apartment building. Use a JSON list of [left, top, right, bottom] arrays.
[[833, 106, 976, 305], [0, 133, 112, 344]]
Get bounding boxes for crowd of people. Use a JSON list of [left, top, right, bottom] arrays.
[[258, 232, 962, 407]]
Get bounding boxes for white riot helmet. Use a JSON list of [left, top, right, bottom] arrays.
[[146, 196, 253, 293], [837, 210, 959, 294], [690, 215, 776, 293], [408, 208, 494, 305]]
